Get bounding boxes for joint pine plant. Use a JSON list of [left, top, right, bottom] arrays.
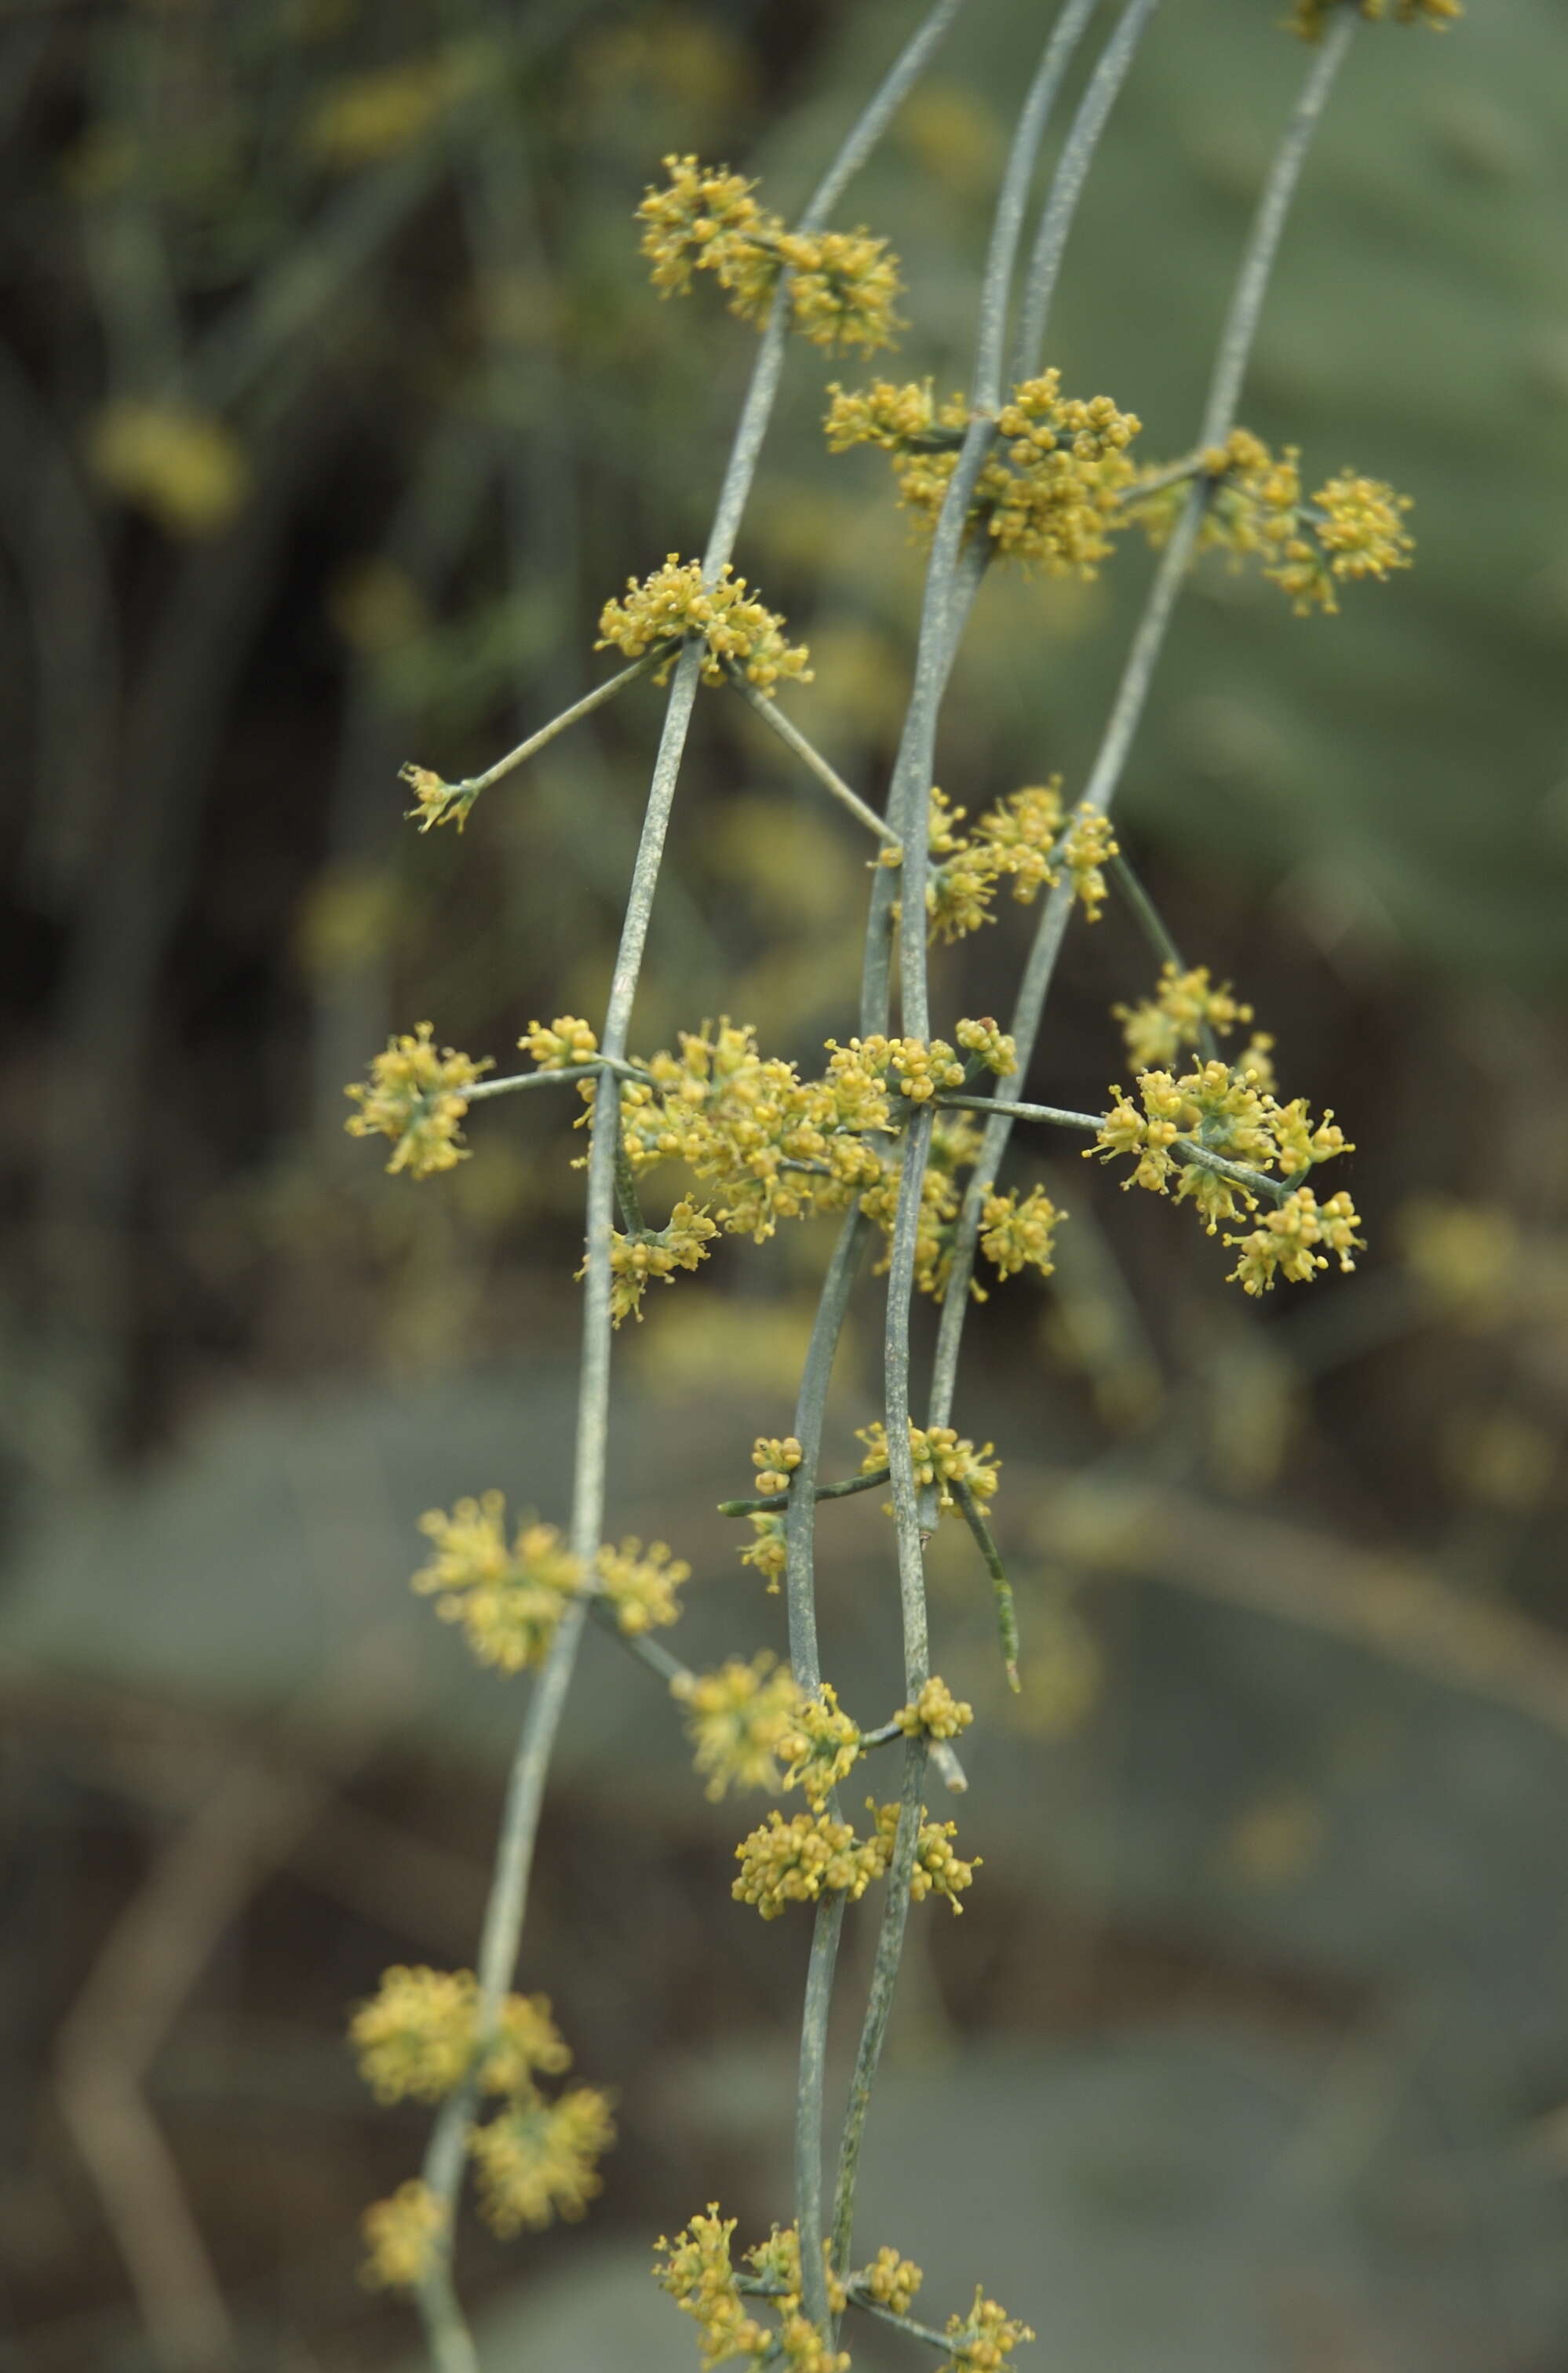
[[340, 2, 1459, 2362]]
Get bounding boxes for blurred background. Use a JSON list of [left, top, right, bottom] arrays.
[[3, 0, 1567, 2366]]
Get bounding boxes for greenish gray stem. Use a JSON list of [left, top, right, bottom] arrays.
[[928, 16, 1357, 1434]]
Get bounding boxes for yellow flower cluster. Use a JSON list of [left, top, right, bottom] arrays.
[[776, 1681, 862, 1807], [673, 1653, 802, 1799], [344, 1022, 491, 1176], [522, 1013, 599, 1069], [1130, 431, 1413, 614], [399, 760, 478, 834], [942, 2287, 1036, 2370], [350, 1965, 571, 2106], [1091, 1061, 1363, 1285], [594, 1537, 690, 1634], [596, 555, 811, 693], [359, 2181, 446, 2291], [859, 2244, 924, 2315], [753, 1434, 803, 1494], [604, 1197, 720, 1325], [637, 155, 901, 352], [857, 1420, 1001, 1516], [411, 1496, 686, 1663], [1113, 962, 1264, 1074], [866, 1799, 980, 1913], [468, 2085, 618, 2234], [894, 1676, 974, 1741], [1289, 0, 1460, 35], [732, 1807, 882, 1919], [1061, 804, 1118, 923], [740, 1511, 788, 1591], [732, 1799, 978, 1919], [654, 2207, 850, 2373], [1224, 1185, 1366, 1296], [351, 1964, 613, 2266], [826, 370, 1141, 574], [412, 1494, 582, 1671], [887, 782, 1110, 944], [978, 1186, 1065, 1281]]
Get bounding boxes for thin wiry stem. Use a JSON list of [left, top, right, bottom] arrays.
[[1011, 0, 1163, 385], [724, 669, 898, 845], [428, 647, 671, 815], [953, 1478, 1020, 1691], [928, 16, 1357, 1433], [721, 1466, 888, 1520], [462, 1056, 651, 1103]]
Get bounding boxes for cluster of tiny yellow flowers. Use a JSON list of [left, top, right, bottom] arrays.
[[942, 2287, 1036, 2370], [1225, 1185, 1366, 1296], [352, 1968, 612, 2277], [359, 2182, 446, 2291], [1289, 0, 1460, 36], [638, 155, 902, 352], [654, 2207, 852, 2372], [894, 1676, 975, 1741], [468, 2085, 618, 2235], [1112, 961, 1265, 1074], [595, 1537, 691, 1633], [412, 1494, 582, 1672], [655, 2214, 1030, 2373], [1090, 1060, 1363, 1288], [859, 1109, 984, 1300], [522, 1013, 599, 1069], [398, 760, 477, 834], [753, 1434, 803, 1494], [775, 1681, 862, 1807], [857, 1420, 1001, 1517], [344, 1022, 491, 1176], [978, 1186, 1065, 1282], [410, 1496, 687, 1664], [826, 371, 1140, 575], [1061, 804, 1118, 922], [733, 1807, 882, 1919], [866, 1798, 980, 1913], [886, 783, 1110, 943], [527, 1019, 1050, 1310], [596, 555, 811, 693], [741, 1511, 789, 1590], [603, 1198, 720, 1325], [1129, 429, 1413, 614], [350, 1966, 571, 2107], [732, 1799, 977, 1919], [672, 1653, 802, 1799], [858, 2245, 924, 2316]]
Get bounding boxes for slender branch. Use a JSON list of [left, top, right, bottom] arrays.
[[720, 1467, 888, 1520], [830, 1737, 927, 2279], [1108, 849, 1187, 977], [1012, 0, 1164, 384], [952, 1478, 1020, 1692], [462, 1055, 651, 1103], [928, 16, 1358, 1434], [845, 2286, 972, 2355], [937, 1092, 1104, 1132], [725, 666, 899, 844], [420, 647, 671, 818]]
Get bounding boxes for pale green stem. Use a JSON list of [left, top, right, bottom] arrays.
[[939, 1090, 1293, 1201], [928, 16, 1356, 1434], [1011, 0, 1163, 384], [725, 667, 898, 844], [462, 1056, 648, 1103], [438, 647, 669, 810], [952, 1477, 1020, 1691]]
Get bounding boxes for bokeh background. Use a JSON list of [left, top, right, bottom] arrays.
[[4, 0, 1567, 2367]]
